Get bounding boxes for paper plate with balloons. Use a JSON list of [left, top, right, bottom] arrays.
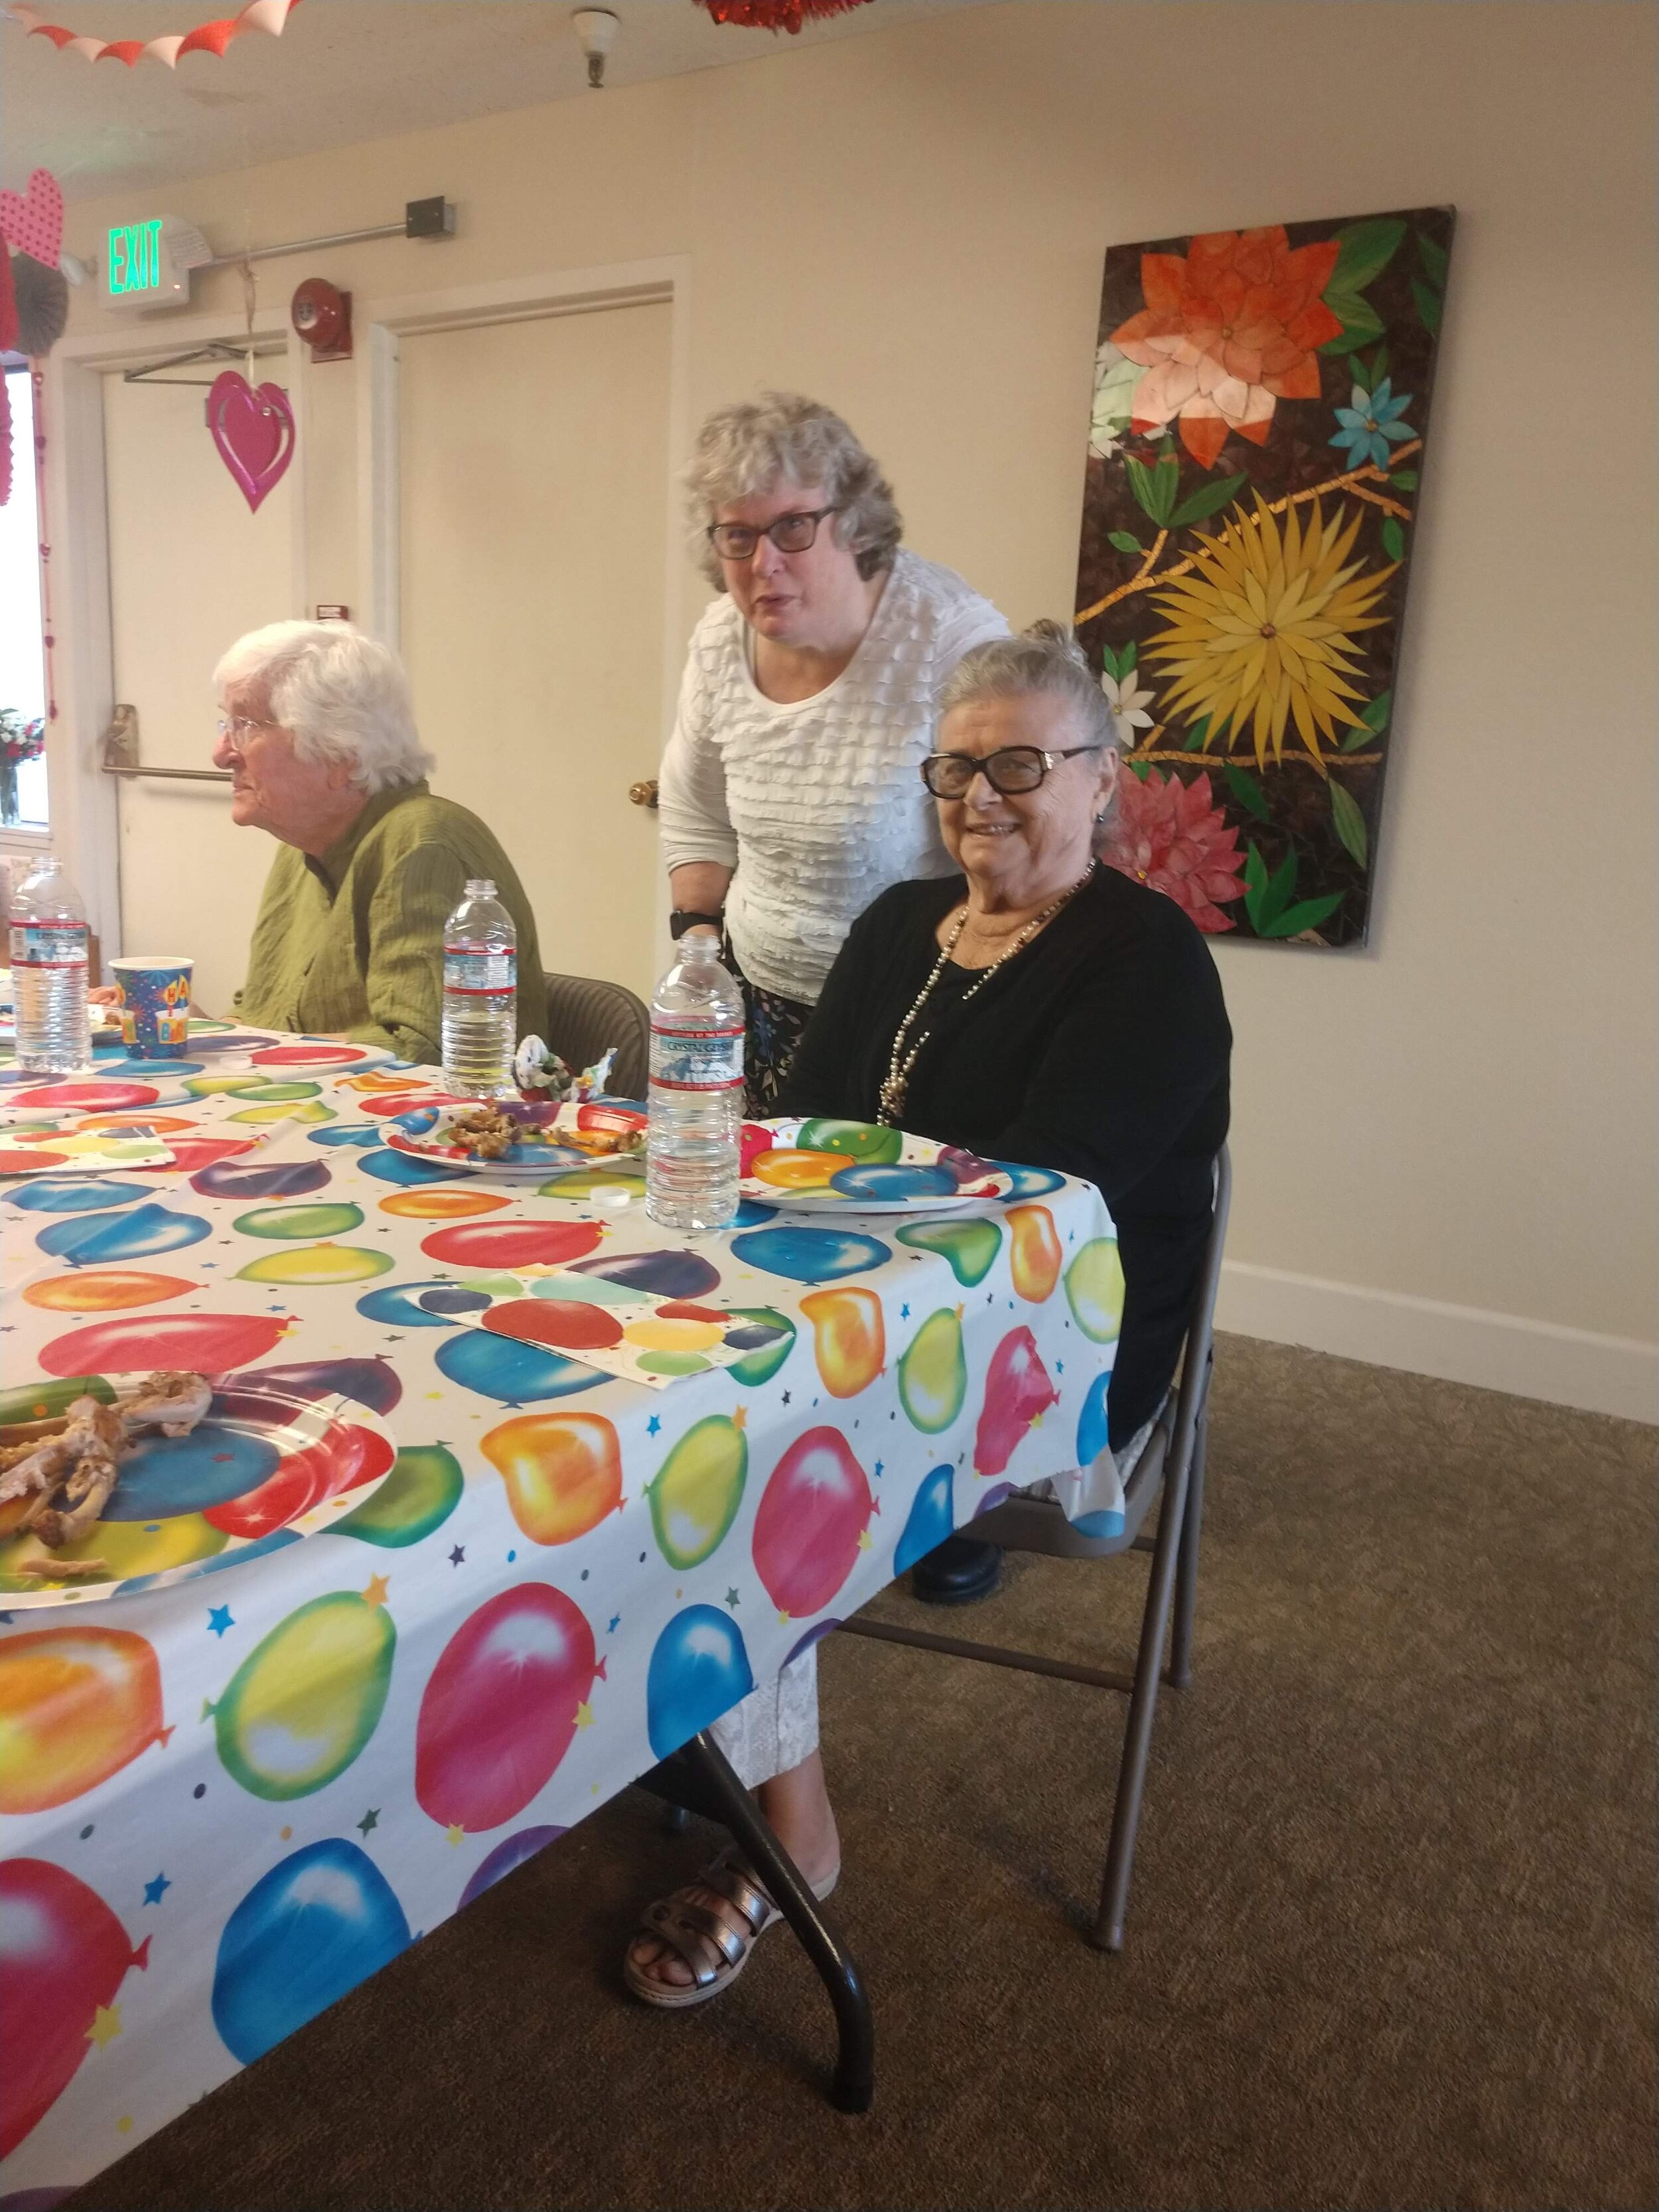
[[0, 1370, 398, 1608], [740, 1120, 1013, 1214], [384, 1098, 645, 1182]]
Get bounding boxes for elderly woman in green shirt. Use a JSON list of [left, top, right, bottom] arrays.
[[208, 621, 542, 1064]]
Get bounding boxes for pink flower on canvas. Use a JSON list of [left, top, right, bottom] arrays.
[[1110, 226, 1343, 469], [1102, 769, 1247, 933]]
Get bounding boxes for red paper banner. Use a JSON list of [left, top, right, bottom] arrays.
[[4, 0, 301, 68]]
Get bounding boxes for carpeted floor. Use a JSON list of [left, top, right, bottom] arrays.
[[69, 1336, 1656, 2212]]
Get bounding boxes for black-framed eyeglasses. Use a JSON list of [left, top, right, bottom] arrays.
[[706, 506, 839, 561], [920, 744, 1104, 798]]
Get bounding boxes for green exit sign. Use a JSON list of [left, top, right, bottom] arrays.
[[100, 216, 206, 311], [107, 219, 163, 296]]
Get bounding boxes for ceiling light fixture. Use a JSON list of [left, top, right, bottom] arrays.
[[571, 8, 618, 88]]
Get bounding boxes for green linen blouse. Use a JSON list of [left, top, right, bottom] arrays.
[[231, 781, 544, 1066]]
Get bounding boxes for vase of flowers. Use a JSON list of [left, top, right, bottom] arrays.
[[0, 710, 45, 827]]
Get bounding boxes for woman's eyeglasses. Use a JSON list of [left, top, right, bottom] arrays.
[[707, 506, 839, 561], [214, 715, 279, 743], [920, 744, 1103, 798]]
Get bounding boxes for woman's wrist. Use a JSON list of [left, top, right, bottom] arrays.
[[670, 909, 725, 940]]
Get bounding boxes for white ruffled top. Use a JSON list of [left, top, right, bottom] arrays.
[[656, 549, 1009, 1005]]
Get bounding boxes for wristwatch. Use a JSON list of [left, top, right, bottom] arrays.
[[670, 910, 725, 939]]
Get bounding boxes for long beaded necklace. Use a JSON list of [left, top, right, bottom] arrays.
[[877, 862, 1096, 1126]]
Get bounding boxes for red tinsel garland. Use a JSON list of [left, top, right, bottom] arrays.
[[695, 0, 874, 31]]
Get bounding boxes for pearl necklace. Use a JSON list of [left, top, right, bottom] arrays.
[[877, 863, 1096, 1127]]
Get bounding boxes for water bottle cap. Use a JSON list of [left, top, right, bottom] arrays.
[[464, 878, 496, 899]]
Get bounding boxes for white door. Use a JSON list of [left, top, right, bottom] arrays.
[[103, 367, 295, 1015], [397, 302, 672, 1005]]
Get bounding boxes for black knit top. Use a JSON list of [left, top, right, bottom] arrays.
[[776, 869, 1232, 1447]]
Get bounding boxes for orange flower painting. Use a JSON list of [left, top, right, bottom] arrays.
[[1076, 206, 1455, 948], [1111, 227, 1343, 469]]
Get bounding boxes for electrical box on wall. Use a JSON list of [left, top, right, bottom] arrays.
[[100, 218, 212, 312]]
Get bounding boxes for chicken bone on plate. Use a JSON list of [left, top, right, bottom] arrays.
[[420, 1101, 644, 1161], [0, 1370, 214, 1567]]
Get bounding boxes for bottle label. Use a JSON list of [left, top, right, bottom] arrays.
[[650, 1020, 744, 1093], [9, 922, 89, 969], [443, 946, 515, 998]]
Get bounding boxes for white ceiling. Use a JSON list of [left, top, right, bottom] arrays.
[[2, 0, 993, 200]]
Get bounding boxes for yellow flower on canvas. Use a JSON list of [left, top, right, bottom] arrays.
[[1145, 496, 1396, 774]]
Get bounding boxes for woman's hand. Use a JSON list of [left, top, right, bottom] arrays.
[[88, 986, 121, 1007]]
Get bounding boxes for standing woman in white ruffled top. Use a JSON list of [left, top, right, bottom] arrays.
[[657, 392, 1008, 1110]]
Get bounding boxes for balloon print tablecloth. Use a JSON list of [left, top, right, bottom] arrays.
[[0, 1029, 1124, 2201]]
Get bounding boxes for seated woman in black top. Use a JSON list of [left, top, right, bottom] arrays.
[[782, 623, 1230, 1460], [624, 621, 1229, 2012]]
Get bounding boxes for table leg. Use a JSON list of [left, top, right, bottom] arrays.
[[636, 1733, 875, 2113]]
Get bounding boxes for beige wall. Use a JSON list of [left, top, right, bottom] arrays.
[[56, 2, 1656, 1414]]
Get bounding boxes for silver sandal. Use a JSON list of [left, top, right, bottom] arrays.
[[623, 1845, 839, 2012]]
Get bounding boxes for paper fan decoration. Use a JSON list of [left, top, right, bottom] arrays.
[[695, 0, 874, 27], [11, 254, 68, 356], [3, 0, 301, 67]]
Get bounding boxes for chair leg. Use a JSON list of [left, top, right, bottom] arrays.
[[1167, 1399, 1209, 1692], [1093, 1449, 1190, 1954]]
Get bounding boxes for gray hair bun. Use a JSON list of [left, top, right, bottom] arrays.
[[1020, 618, 1094, 676]]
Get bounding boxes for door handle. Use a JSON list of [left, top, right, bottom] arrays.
[[628, 780, 659, 810]]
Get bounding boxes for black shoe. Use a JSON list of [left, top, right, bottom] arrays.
[[910, 1533, 1001, 1606]]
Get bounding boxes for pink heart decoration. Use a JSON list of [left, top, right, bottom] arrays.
[[0, 169, 64, 269], [207, 370, 295, 513]]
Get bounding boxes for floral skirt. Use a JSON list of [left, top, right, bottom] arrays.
[[722, 938, 814, 1117]]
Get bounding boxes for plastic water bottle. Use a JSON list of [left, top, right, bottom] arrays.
[[646, 929, 745, 1231], [9, 855, 90, 1076], [441, 878, 517, 1096]]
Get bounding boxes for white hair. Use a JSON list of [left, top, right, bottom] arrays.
[[213, 621, 434, 795], [941, 620, 1122, 753]]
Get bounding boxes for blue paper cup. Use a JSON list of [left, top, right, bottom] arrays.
[[111, 956, 194, 1059]]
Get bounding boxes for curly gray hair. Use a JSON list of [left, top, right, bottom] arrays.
[[940, 621, 1123, 834], [685, 392, 903, 591], [214, 621, 434, 796]]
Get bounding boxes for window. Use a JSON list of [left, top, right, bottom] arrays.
[[1, 363, 50, 832]]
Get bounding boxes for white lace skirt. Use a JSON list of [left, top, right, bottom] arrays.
[[708, 1643, 821, 1790]]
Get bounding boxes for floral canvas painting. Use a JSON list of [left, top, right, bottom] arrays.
[[1076, 208, 1453, 946]]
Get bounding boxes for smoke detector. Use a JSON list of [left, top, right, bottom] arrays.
[[572, 9, 618, 88]]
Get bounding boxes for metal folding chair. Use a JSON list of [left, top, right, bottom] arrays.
[[542, 971, 650, 1101], [839, 1145, 1232, 1952]]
